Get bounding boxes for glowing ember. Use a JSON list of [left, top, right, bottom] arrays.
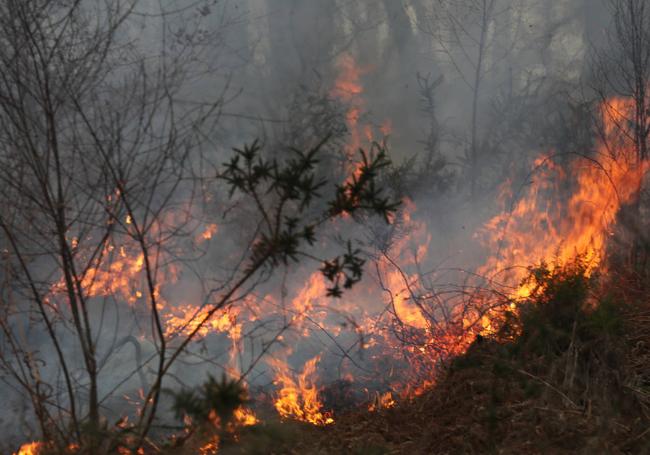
[[117, 447, 144, 455]]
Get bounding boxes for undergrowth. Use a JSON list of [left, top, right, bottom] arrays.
[[167, 259, 650, 454], [288, 259, 650, 454], [431, 258, 650, 454]]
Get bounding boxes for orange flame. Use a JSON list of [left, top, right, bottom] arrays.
[[331, 53, 390, 177], [233, 407, 258, 426], [368, 391, 396, 412], [14, 442, 43, 455], [378, 199, 431, 330], [197, 223, 218, 242], [33, 50, 648, 438], [164, 304, 240, 339], [198, 435, 219, 455], [269, 355, 334, 425], [14, 442, 79, 455], [472, 96, 647, 334], [345, 95, 648, 396]]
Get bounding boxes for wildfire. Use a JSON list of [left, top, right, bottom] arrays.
[[269, 355, 334, 425], [378, 198, 431, 330], [471, 96, 647, 334], [14, 442, 43, 455], [289, 271, 330, 331], [331, 54, 363, 104], [81, 246, 146, 305], [331, 53, 391, 175], [233, 407, 259, 426], [164, 304, 240, 339], [199, 435, 219, 455], [198, 223, 218, 242], [13, 442, 79, 455], [329, 94, 649, 398], [23, 45, 647, 452], [368, 391, 396, 412], [49, 218, 231, 340]]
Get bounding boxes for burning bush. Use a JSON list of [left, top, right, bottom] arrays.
[[278, 260, 650, 454], [408, 261, 648, 453]]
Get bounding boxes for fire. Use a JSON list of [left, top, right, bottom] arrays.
[[192, 407, 257, 454], [331, 53, 391, 176], [378, 199, 431, 330], [368, 391, 396, 412], [14, 442, 43, 455], [199, 435, 219, 455], [164, 304, 240, 339], [49, 218, 230, 340], [331, 54, 363, 103], [289, 271, 330, 332], [198, 223, 218, 242], [117, 447, 144, 455], [466, 96, 647, 336], [331, 53, 367, 180], [48, 238, 173, 308], [233, 407, 258, 426], [344, 94, 648, 397], [269, 355, 334, 425], [25, 45, 647, 450], [80, 246, 146, 306], [13, 442, 79, 455]]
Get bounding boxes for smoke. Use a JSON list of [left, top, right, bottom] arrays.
[[1, 0, 629, 449]]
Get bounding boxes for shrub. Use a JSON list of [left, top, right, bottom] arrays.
[[170, 374, 248, 427]]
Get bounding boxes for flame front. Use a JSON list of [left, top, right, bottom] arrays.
[[21, 49, 649, 453], [472, 96, 647, 333]]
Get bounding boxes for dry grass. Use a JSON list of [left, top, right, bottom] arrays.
[[180, 266, 650, 454]]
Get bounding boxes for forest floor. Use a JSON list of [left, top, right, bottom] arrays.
[[217, 348, 649, 454], [198, 266, 650, 455]]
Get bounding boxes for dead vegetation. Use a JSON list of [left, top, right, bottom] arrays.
[[191, 260, 650, 455]]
